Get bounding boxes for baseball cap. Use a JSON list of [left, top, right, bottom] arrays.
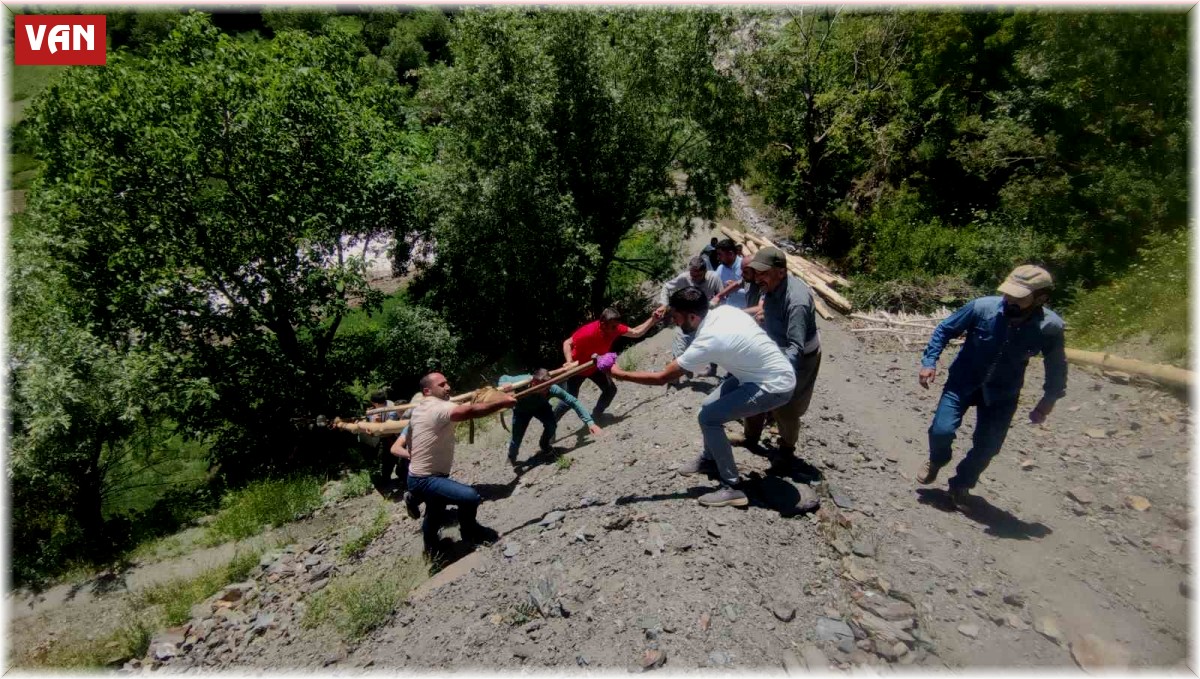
[[747, 246, 787, 272], [998, 265, 1054, 298]]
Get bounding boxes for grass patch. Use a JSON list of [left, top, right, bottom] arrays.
[[617, 348, 641, 371], [341, 504, 391, 559], [554, 453, 575, 471], [847, 273, 985, 315], [202, 476, 322, 546], [13, 616, 154, 669], [1066, 229, 1189, 366], [137, 548, 262, 627], [331, 469, 375, 502], [301, 560, 428, 641], [336, 288, 410, 336]]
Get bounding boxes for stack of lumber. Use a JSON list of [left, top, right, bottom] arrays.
[[718, 226, 852, 320]]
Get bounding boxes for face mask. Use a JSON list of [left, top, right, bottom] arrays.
[[1003, 302, 1026, 318]]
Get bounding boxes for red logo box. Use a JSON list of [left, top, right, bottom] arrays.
[[14, 15, 106, 66]]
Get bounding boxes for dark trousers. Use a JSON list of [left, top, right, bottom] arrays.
[[927, 387, 1019, 490], [510, 402, 557, 459], [407, 473, 483, 551], [554, 372, 617, 420]]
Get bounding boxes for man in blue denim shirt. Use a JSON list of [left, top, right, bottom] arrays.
[[917, 265, 1068, 509]]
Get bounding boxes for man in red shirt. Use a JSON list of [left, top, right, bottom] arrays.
[[555, 307, 664, 422]]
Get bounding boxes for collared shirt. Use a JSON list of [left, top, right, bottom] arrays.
[[660, 270, 723, 305], [676, 306, 796, 394], [498, 374, 593, 424], [716, 256, 748, 308], [922, 296, 1068, 405], [761, 274, 820, 369]]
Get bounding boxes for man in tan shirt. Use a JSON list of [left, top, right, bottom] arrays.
[[406, 372, 516, 557]]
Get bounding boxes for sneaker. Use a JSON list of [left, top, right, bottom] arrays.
[[948, 487, 970, 511], [698, 486, 749, 508], [917, 460, 944, 485], [677, 455, 717, 477], [403, 491, 421, 520]]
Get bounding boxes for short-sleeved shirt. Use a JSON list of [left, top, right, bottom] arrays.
[[407, 397, 458, 477], [570, 320, 629, 377], [675, 305, 796, 394], [716, 256, 747, 308]]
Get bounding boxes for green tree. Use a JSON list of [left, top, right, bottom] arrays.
[[414, 9, 755, 362], [8, 224, 215, 585], [25, 13, 426, 478]]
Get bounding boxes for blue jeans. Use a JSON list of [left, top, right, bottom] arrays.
[[928, 388, 1019, 490], [509, 402, 556, 460], [699, 376, 792, 487], [407, 473, 482, 550], [554, 372, 617, 420]]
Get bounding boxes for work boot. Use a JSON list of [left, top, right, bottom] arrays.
[[768, 449, 798, 474], [948, 486, 971, 511], [677, 455, 717, 477], [698, 485, 749, 508], [403, 491, 421, 520], [917, 460, 944, 485]]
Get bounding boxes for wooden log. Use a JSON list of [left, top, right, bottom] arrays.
[[1064, 348, 1192, 389], [851, 328, 932, 337], [721, 226, 850, 288], [720, 225, 853, 313], [513, 359, 597, 400], [333, 418, 411, 435], [368, 362, 581, 417], [851, 313, 941, 331]]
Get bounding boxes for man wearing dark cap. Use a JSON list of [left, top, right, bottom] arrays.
[[735, 246, 822, 470], [917, 264, 1068, 509]]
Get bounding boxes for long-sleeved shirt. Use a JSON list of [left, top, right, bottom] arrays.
[[660, 270, 723, 305], [761, 274, 820, 369], [497, 374, 594, 424], [921, 296, 1068, 406]]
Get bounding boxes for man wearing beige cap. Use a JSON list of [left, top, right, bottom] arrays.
[[733, 245, 822, 471], [917, 264, 1068, 509]]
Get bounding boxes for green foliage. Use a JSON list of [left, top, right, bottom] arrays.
[[617, 348, 642, 372], [1067, 230, 1189, 366], [11, 614, 154, 669], [25, 12, 427, 480], [202, 476, 323, 546], [749, 9, 1188, 334], [301, 562, 428, 641], [340, 504, 391, 558], [414, 9, 755, 365], [335, 470, 377, 501], [554, 454, 575, 471], [138, 548, 263, 626]]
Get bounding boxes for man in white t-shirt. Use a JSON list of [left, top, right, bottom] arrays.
[[607, 286, 796, 507], [407, 372, 516, 558]]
